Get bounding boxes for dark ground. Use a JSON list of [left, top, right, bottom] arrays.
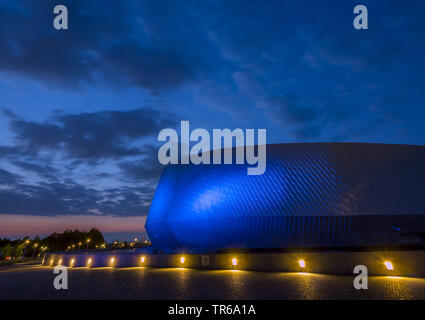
[[1, 264, 425, 300]]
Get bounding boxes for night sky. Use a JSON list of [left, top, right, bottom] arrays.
[[0, 0, 424, 240]]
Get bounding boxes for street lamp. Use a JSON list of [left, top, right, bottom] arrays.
[[22, 239, 30, 260], [40, 246, 47, 261], [31, 243, 38, 258], [86, 238, 91, 250], [78, 242, 82, 250]]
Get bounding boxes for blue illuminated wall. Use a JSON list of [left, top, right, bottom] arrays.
[[145, 143, 425, 253]]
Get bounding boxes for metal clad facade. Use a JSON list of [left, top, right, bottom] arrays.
[[146, 143, 425, 253]]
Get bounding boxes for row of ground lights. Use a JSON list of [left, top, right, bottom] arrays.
[[48, 256, 395, 272], [50, 256, 146, 267]]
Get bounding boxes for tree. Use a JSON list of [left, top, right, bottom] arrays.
[[0, 244, 14, 259]]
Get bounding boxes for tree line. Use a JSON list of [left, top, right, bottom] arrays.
[[0, 228, 104, 260]]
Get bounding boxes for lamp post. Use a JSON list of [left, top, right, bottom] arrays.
[[40, 246, 47, 261], [22, 239, 30, 260], [86, 238, 90, 250], [78, 242, 82, 250], [31, 243, 38, 258]]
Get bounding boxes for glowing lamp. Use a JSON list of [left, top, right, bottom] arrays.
[[298, 259, 306, 268], [141, 256, 145, 263], [384, 261, 394, 270], [232, 258, 237, 266], [70, 258, 75, 267], [87, 258, 92, 267], [110, 257, 115, 266], [180, 256, 185, 264]]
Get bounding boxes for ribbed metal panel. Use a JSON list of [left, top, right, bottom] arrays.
[[145, 143, 425, 252]]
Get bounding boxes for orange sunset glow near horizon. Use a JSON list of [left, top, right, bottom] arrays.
[[0, 214, 147, 238]]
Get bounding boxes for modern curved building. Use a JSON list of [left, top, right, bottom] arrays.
[[145, 143, 425, 253]]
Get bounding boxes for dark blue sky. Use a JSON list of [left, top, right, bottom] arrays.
[[0, 0, 424, 239]]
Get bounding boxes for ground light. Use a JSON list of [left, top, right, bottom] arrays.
[[298, 259, 306, 268], [87, 258, 93, 267], [232, 258, 237, 266], [49, 259, 54, 266], [141, 256, 146, 264], [180, 256, 185, 264], [58, 259, 62, 265], [384, 261, 394, 270], [70, 258, 75, 267], [110, 257, 116, 266]]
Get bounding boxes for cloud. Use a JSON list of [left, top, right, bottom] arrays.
[[0, 173, 154, 216], [13, 161, 59, 181], [267, 95, 319, 125], [0, 0, 207, 91], [0, 107, 171, 219], [6, 107, 177, 160], [11, 121, 64, 150], [118, 145, 164, 181], [0, 168, 21, 185]]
